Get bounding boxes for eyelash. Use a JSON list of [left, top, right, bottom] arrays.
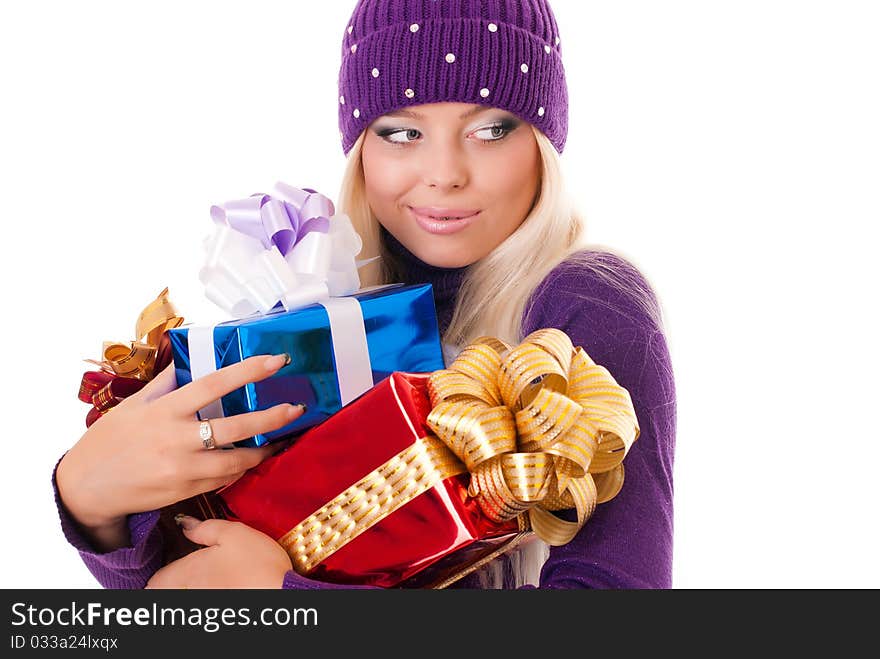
[[376, 120, 519, 146]]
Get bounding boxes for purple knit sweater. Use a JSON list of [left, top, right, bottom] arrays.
[[54, 232, 676, 589]]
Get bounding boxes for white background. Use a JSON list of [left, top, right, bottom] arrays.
[[1, 1, 877, 589]]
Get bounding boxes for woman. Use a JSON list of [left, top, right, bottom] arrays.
[[55, 0, 676, 589]]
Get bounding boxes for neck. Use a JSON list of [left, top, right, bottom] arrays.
[[380, 226, 469, 336]]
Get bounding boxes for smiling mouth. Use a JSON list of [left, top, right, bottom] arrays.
[[409, 208, 481, 221]]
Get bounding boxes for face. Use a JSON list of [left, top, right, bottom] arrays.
[[362, 102, 541, 268]]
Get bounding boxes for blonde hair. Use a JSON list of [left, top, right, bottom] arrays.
[[338, 126, 665, 349]]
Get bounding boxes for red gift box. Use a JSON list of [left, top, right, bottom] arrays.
[[217, 372, 523, 588], [219, 328, 642, 588]]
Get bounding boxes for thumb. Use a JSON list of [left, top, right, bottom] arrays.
[[174, 515, 228, 546]]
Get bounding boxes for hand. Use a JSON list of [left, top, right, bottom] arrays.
[[57, 354, 305, 543], [146, 516, 292, 589]]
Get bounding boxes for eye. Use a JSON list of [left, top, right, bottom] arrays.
[[374, 120, 518, 146], [381, 128, 421, 144], [473, 121, 517, 142]]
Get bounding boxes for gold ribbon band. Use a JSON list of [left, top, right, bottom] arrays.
[[279, 434, 466, 574]]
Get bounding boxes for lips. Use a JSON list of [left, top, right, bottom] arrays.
[[408, 207, 481, 235], [409, 206, 481, 220]]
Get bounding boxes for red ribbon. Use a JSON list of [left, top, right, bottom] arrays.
[[79, 334, 174, 427]]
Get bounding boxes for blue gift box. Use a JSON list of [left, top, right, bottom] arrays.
[[168, 283, 445, 447]]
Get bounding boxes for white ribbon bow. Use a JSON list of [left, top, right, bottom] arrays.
[[189, 181, 381, 423], [199, 181, 368, 317]]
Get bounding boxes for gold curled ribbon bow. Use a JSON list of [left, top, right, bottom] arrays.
[[280, 329, 640, 578], [426, 328, 641, 546], [87, 287, 184, 381]]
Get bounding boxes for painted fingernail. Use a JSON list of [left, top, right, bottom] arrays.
[[173, 514, 200, 531], [286, 402, 307, 418], [264, 353, 289, 371]]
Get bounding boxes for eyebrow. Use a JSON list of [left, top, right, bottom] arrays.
[[382, 106, 496, 121]]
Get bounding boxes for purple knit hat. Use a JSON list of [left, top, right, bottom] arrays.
[[338, 0, 568, 156]]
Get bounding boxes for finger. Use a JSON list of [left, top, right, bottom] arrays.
[[146, 566, 180, 588], [134, 363, 179, 403], [191, 444, 278, 481], [178, 517, 239, 546], [145, 549, 205, 589], [192, 403, 305, 449], [219, 470, 249, 489], [191, 471, 248, 495], [190, 463, 266, 495], [163, 354, 290, 416], [191, 438, 287, 489]]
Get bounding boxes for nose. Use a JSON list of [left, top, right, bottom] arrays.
[[420, 141, 469, 190]]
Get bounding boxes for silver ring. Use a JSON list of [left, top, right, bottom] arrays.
[[199, 420, 216, 450]]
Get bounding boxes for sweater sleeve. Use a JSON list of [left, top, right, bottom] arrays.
[[53, 453, 372, 590], [519, 250, 677, 589], [52, 455, 165, 589]]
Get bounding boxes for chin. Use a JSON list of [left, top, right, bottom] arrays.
[[415, 247, 476, 269]]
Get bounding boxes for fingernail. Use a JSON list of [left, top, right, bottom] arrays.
[[286, 402, 307, 419], [174, 514, 200, 531], [264, 353, 289, 371], [296, 402, 308, 413]]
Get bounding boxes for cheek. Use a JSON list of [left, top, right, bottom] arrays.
[[484, 144, 540, 216], [363, 149, 409, 206], [513, 139, 541, 192]]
